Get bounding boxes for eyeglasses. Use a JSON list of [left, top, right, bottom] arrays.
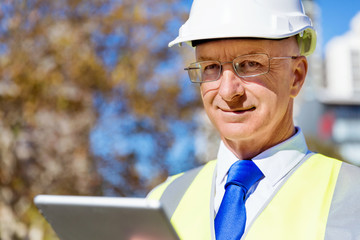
[[184, 53, 299, 83]]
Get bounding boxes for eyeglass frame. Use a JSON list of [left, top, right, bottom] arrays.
[[184, 53, 300, 83]]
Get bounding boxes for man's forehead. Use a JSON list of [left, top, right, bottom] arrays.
[[195, 37, 296, 59], [195, 39, 271, 59]]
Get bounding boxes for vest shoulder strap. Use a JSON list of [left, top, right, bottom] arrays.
[[148, 160, 217, 240], [147, 160, 216, 219], [325, 161, 360, 239], [160, 164, 205, 217]]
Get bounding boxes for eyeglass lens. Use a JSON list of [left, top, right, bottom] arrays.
[[187, 53, 270, 83]]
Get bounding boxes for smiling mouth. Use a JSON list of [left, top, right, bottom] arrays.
[[221, 107, 256, 113]]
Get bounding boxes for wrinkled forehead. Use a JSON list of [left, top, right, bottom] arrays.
[[195, 37, 298, 60]]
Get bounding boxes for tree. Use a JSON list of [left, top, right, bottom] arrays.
[[0, 0, 201, 239]]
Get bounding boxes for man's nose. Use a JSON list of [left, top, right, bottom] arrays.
[[218, 64, 245, 101]]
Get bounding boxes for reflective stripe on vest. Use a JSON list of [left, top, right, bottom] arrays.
[[148, 160, 216, 239], [148, 154, 360, 240]]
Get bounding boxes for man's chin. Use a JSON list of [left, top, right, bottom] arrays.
[[218, 125, 256, 141]]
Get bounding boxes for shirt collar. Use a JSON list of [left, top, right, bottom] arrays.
[[216, 127, 309, 187]]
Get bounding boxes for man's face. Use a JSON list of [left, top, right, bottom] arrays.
[[196, 38, 306, 150]]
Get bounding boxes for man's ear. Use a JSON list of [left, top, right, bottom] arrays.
[[290, 56, 308, 98]]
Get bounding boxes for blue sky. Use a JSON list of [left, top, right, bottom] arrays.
[[317, 0, 360, 49]]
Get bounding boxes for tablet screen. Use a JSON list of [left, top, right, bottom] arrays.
[[34, 195, 179, 240]]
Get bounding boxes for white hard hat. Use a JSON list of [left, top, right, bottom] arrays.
[[169, 0, 317, 56]]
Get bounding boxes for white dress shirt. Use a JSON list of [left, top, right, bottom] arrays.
[[214, 127, 311, 233]]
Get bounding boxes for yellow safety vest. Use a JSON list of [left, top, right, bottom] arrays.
[[148, 154, 360, 240]]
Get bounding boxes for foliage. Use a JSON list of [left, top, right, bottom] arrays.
[[0, 0, 201, 239]]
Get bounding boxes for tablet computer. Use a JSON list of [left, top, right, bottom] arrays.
[[34, 195, 179, 240]]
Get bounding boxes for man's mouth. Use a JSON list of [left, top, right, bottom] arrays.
[[221, 106, 256, 113], [234, 107, 256, 113]]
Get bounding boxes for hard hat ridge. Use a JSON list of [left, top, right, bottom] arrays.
[[169, 0, 317, 56]]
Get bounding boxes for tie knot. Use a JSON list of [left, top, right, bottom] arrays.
[[225, 160, 264, 193]]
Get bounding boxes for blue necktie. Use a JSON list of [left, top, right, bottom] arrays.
[[215, 160, 264, 240]]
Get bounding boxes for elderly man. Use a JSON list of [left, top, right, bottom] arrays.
[[148, 0, 360, 239]]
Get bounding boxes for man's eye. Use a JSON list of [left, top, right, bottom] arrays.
[[204, 64, 219, 70], [240, 61, 261, 68], [236, 60, 262, 73], [247, 61, 260, 67], [203, 64, 220, 75]]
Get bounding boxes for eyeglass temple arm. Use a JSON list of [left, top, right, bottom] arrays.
[[184, 67, 201, 70], [271, 56, 300, 60]]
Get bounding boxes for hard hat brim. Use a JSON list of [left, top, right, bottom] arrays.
[[169, 27, 316, 56]]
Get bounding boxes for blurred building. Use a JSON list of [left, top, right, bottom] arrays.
[[321, 12, 360, 103], [318, 12, 360, 165]]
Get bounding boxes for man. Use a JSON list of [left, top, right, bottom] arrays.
[[148, 0, 360, 239]]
